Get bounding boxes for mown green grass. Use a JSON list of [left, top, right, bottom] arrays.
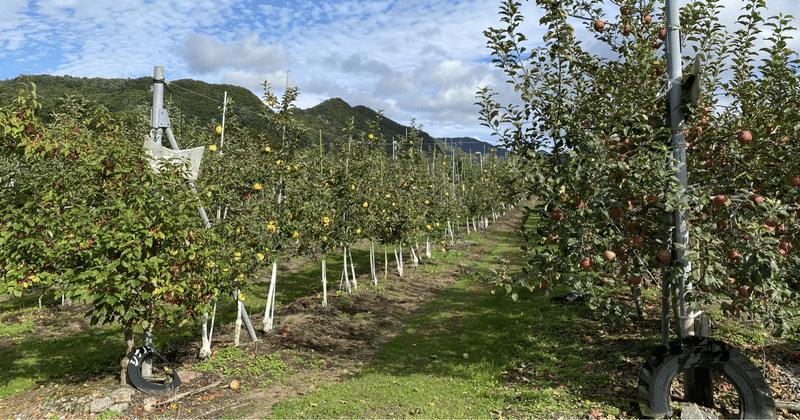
[[268, 273, 658, 418], [268, 212, 657, 418], [268, 206, 800, 418], [0, 323, 124, 398]]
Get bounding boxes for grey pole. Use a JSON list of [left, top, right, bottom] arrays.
[[665, 0, 712, 406], [151, 67, 166, 146], [665, 0, 691, 343]]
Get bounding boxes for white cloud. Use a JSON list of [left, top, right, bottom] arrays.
[[178, 33, 287, 74], [3, 0, 796, 144]]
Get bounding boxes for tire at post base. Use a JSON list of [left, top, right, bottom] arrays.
[[637, 336, 775, 419], [127, 346, 181, 394]]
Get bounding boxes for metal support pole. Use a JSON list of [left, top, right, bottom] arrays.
[[164, 126, 211, 228], [666, 0, 691, 341], [233, 290, 258, 342], [665, 1, 712, 406], [151, 67, 166, 146]]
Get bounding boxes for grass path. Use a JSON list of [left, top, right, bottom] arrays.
[[266, 206, 653, 419]]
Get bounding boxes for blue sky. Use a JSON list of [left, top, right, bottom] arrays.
[[1, 0, 797, 142]]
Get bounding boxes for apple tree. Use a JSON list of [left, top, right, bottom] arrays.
[[0, 87, 245, 382], [478, 0, 800, 335]]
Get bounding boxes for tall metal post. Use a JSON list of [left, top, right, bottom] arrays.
[[665, 0, 690, 342], [665, 1, 713, 406], [151, 67, 166, 146]]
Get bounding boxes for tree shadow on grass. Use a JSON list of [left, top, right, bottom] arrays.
[[0, 325, 125, 398], [361, 279, 660, 417]]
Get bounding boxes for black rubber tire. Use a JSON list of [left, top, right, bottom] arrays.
[[127, 346, 181, 394], [638, 336, 775, 419]]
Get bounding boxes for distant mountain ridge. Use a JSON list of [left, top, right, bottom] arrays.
[[434, 137, 507, 159], [0, 74, 505, 157]]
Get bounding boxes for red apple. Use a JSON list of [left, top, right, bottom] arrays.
[[629, 276, 642, 286], [727, 249, 740, 261], [790, 175, 800, 187], [657, 250, 671, 262], [643, 14, 652, 24], [622, 24, 632, 36], [594, 19, 606, 32], [658, 28, 666, 40], [749, 193, 764, 206], [539, 281, 548, 290], [580, 257, 594, 271], [737, 130, 753, 145], [630, 236, 644, 246], [713, 194, 727, 207], [737, 285, 750, 298], [620, 6, 631, 15], [779, 239, 793, 257]]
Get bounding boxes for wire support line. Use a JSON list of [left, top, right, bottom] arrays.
[[166, 81, 266, 119]]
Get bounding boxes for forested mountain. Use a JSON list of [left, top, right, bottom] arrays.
[[0, 75, 269, 130], [0, 74, 504, 156]]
